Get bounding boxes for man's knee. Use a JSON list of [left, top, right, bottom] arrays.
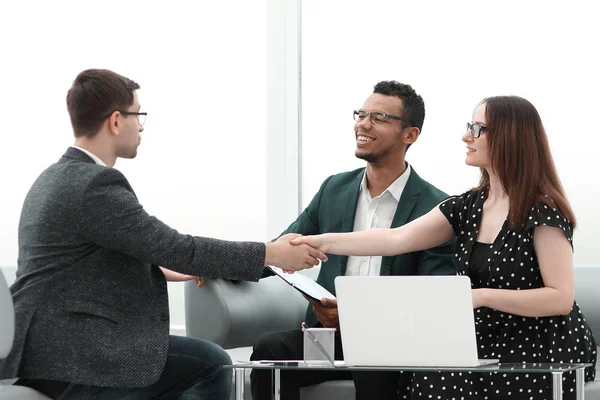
[[217, 346, 233, 367], [204, 340, 232, 368], [251, 330, 297, 360], [199, 341, 232, 386], [182, 337, 232, 372]]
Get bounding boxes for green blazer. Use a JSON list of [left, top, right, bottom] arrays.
[[279, 166, 456, 327]]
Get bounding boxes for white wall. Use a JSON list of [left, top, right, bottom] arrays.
[[2, 0, 599, 334], [301, 0, 600, 264], [0, 1, 268, 332]]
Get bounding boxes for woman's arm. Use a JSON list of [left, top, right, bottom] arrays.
[[472, 225, 574, 317], [291, 206, 455, 256]]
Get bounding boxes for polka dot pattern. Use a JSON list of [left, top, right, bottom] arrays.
[[408, 189, 597, 399]]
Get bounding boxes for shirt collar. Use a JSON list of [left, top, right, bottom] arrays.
[[359, 164, 411, 201], [71, 146, 107, 167]]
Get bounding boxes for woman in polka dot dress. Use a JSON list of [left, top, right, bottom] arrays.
[[293, 96, 597, 399]]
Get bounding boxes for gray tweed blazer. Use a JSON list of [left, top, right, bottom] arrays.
[[0, 147, 266, 387]]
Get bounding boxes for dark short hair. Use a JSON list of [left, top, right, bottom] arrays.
[[66, 69, 140, 138], [373, 80, 425, 132]]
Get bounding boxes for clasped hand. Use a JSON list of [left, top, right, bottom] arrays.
[[266, 233, 328, 272]]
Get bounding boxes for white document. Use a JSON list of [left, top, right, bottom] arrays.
[[268, 266, 336, 301]]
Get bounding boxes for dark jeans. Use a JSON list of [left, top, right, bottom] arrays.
[[15, 335, 232, 400], [250, 328, 409, 400]]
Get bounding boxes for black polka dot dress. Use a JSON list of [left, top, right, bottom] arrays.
[[408, 189, 597, 400]]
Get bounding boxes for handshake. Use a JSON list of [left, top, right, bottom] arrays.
[[264, 233, 327, 272]]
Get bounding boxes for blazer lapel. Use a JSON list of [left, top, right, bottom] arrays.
[[338, 170, 364, 275], [379, 167, 423, 276]]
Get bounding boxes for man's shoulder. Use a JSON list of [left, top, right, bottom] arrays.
[[407, 168, 449, 207], [416, 177, 449, 201], [31, 156, 126, 202], [55, 158, 121, 182], [321, 167, 365, 188]]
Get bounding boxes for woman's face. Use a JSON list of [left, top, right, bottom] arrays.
[[463, 103, 491, 168]]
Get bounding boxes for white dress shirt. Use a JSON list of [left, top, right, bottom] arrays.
[[345, 165, 411, 277]]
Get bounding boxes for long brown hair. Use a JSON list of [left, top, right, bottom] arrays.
[[475, 96, 576, 230]]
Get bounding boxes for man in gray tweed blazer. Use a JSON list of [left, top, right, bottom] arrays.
[[0, 69, 326, 399]]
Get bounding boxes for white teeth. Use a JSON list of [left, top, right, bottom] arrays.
[[357, 135, 374, 142]]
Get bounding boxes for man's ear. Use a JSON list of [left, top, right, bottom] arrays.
[[107, 111, 121, 136], [404, 126, 420, 145]]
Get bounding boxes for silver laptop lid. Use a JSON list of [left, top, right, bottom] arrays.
[[335, 275, 482, 367]]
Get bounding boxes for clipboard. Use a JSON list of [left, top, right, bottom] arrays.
[[268, 266, 336, 301]]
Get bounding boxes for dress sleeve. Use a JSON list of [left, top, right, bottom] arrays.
[[438, 190, 474, 235], [524, 201, 574, 244]]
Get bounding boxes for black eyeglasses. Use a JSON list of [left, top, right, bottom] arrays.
[[104, 110, 147, 126], [353, 109, 413, 126], [466, 122, 487, 138], [120, 111, 147, 126]]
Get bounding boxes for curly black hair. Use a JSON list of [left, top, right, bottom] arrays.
[[373, 80, 425, 131]]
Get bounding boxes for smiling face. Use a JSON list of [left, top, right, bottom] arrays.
[[463, 102, 491, 168], [354, 93, 410, 164]]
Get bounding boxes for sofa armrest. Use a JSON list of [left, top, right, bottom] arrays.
[[574, 265, 600, 338], [184, 274, 310, 349], [1, 272, 15, 358]]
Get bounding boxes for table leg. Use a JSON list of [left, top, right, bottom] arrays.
[[576, 367, 585, 400], [235, 367, 245, 400], [273, 368, 281, 400], [552, 372, 563, 400]]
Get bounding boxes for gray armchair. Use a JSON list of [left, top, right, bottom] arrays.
[[573, 265, 600, 398], [0, 271, 51, 399]]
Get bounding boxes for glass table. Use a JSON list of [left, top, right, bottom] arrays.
[[227, 361, 591, 400]]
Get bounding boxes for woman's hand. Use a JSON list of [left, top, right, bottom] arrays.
[[265, 233, 328, 272], [290, 234, 328, 253]]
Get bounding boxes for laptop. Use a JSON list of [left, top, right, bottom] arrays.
[[334, 275, 498, 367]]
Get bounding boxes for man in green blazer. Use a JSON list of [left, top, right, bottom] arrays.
[[250, 81, 456, 400]]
